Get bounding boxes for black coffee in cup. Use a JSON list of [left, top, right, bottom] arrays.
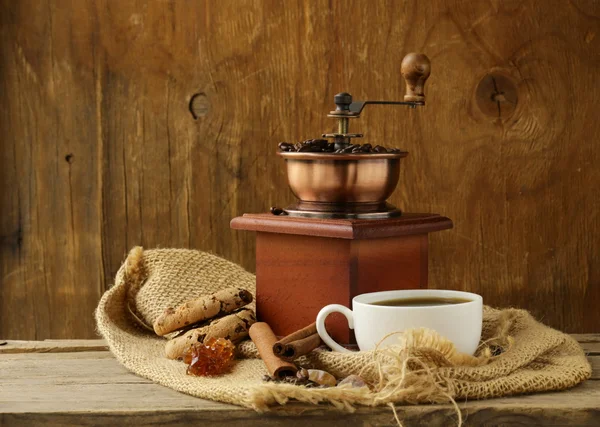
[[370, 297, 471, 307]]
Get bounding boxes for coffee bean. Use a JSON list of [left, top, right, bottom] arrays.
[[341, 144, 358, 153], [300, 145, 324, 152], [270, 206, 286, 216], [278, 139, 402, 154], [297, 368, 309, 381]]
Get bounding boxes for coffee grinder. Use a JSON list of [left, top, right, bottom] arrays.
[[231, 53, 453, 344]]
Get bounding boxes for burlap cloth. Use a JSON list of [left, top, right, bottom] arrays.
[[95, 247, 591, 412]]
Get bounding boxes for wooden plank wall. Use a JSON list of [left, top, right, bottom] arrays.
[[1, 0, 599, 339]]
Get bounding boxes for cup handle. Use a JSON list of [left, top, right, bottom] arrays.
[[316, 304, 354, 353]]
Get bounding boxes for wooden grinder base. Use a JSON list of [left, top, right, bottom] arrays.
[[231, 213, 453, 345]]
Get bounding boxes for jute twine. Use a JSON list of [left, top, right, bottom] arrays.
[[95, 247, 591, 414]]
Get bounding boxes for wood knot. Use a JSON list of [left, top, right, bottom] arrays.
[[189, 93, 210, 119], [65, 153, 74, 163], [475, 72, 518, 119]]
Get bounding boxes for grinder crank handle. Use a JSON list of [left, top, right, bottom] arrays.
[[336, 52, 431, 116], [327, 52, 430, 132], [401, 52, 431, 104]]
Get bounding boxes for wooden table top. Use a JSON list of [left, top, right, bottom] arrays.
[[1, 336, 599, 426]]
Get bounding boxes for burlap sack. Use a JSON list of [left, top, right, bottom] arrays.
[[95, 247, 591, 412]]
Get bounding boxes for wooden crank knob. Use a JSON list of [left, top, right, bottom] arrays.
[[401, 53, 431, 104]]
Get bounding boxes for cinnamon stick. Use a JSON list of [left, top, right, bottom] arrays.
[[249, 322, 297, 379], [273, 322, 324, 361]]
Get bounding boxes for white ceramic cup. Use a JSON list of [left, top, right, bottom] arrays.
[[316, 289, 483, 354]]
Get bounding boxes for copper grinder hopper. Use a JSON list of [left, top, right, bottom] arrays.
[[276, 53, 431, 219]]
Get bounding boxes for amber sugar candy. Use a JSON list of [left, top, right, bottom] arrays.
[[183, 337, 235, 376]]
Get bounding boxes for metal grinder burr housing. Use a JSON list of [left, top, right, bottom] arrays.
[[277, 52, 431, 219]]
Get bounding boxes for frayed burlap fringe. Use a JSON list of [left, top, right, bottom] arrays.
[[95, 247, 591, 413]]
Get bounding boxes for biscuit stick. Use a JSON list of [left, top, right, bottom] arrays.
[[165, 308, 256, 359], [154, 287, 253, 336]]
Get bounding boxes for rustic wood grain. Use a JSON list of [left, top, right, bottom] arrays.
[[0, 0, 107, 339], [0, 339, 108, 354], [1, 0, 599, 339], [573, 334, 600, 355], [0, 339, 598, 426]]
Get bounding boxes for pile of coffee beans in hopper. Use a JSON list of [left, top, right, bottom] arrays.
[[278, 139, 402, 154]]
